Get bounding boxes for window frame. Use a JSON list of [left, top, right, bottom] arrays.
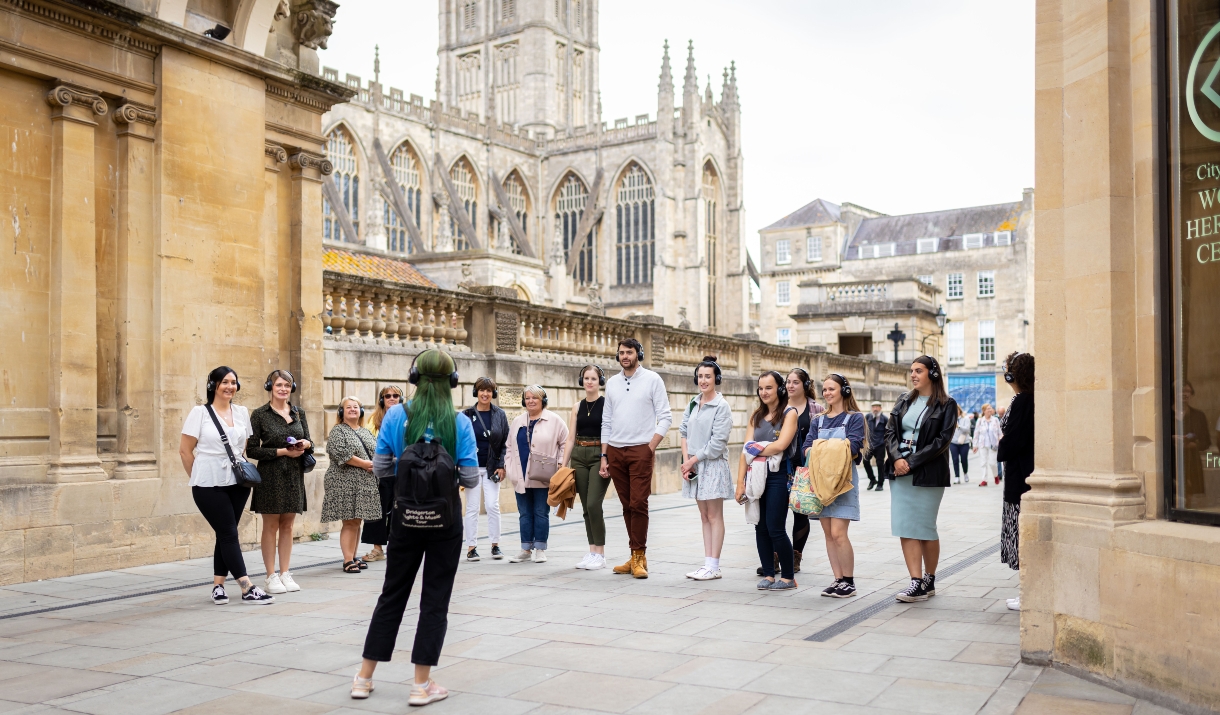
[[962, 233, 985, 249], [946, 272, 964, 300], [777, 328, 792, 347], [918, 274, 934, 286], [916, 237, 939, 254], [806, 231, 822, 263], [978, 270, 996, 298], [946, 322, 965, 365], [978, 320, 996, 364], [994, 230, 1012, 246], [776, 280, 791, 306], [775, 238, 791, 265]]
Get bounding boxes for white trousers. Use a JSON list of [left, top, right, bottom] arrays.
[[463, 468, 502, 547], [978, 447, 998, 482]]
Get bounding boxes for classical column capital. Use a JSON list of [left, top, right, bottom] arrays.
[[113, 101, 157, 140], [289, 150, 333, 177], [265, 142, 289, 164], [46, 84, 107, 125]]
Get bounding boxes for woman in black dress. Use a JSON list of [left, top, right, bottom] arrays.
[[997, 352, 1035, 611], [248, 370, 313, 595]]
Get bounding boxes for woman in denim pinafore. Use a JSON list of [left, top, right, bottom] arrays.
[[800, 373, 866, 598]]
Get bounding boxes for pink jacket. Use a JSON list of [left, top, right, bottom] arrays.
[[505, 409, 569, 494]]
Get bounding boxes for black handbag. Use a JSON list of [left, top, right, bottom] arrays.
[[292, 407, 317, 473], [205, 405, 262, 486]]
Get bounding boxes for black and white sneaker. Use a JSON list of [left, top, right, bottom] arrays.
[[896, 578, 929, 603], [820, 579, 844, 597], [491, 545, 503, 560], [466, 548, 480, 562], [922, 573, 937, 597], [241, 585, 275, 605], [211, 585, 228, 605], [829, 581, 857, 599]]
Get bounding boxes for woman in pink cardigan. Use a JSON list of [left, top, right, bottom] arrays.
[[505, 385, 569, 563]]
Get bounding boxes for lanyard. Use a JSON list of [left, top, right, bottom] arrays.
[[472, 409, 491, 438]]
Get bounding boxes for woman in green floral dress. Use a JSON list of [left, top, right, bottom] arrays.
[[248, 370, 313, 594], [323, 396, 382, 573]]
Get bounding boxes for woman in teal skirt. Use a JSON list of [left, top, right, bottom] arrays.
[[884, 356, 958, 603]]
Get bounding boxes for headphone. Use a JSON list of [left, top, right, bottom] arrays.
[[472, 378, 499, 399], [337, 397, 366, 420], [264, 370, 297, 393], [378, 387, 403, 409], [790, 367, 812, 395], [693, 360, 722, 386], [828, 372, 852, 397], [578, 364, 606, 387], [920, 355, 942, 380], [207, 372, 241, 394], [1003, 353, 1027, 384], [619, 338, 644, 362], [408, 352, 460, 389], [521, 387, 549, 408], [757, 370, 786, 396]]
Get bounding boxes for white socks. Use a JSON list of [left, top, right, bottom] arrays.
[[705, 557, 720, 570]]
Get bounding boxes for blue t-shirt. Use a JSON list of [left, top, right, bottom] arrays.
[[516, 419, 539, 476], [374, 402, 478, 466]]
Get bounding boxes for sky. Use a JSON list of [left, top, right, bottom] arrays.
[[320, 1, 1034, 256]]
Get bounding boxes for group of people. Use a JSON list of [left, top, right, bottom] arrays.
[[178, 340, 1036, 707]]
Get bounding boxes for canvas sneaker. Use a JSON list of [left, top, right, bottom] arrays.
[[466, 548, 480, 562], [829, 581, 857, 598], [509, 549, 532, 563], [532, 549, 547, 563], [242, 585, 275, 605], [491, 545, 503, 560], [922, 573, 937, 597], [264, 573, 287, 594], [896, 578, 929, 603], [211, 584, 228, 605], [821, 579, 844, 597], [279, 572, 300, 592]]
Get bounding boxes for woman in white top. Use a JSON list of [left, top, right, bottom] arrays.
[[973, 403, 1002, 487], [949, 404, 972, 485], [178, 366, 275, 606]]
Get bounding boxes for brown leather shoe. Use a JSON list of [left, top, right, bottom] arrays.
[[612, 554, 634, 574], [793, 550, 802, 573], [631, 550, 648, 579]]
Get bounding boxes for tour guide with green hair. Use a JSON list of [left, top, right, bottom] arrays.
[[360, 348, 480, 707]]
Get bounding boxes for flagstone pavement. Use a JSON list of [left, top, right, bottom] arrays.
[[0, 468, 1178, 715]]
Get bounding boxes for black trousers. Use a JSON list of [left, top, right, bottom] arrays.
[[862, 451, 887, 490], [755, 472, 795, 579], [362, 527, 462, 666], [361, 477, 395, 546], [192, 485, 251, 579]]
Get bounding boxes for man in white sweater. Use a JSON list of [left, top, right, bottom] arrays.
[[600, 338, 672, 578]]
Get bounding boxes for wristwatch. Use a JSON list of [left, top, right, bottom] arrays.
[[601, 453, 608, 459]]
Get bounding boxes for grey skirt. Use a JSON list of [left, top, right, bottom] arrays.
[[681, 456, 734, 500], [890, 476, 944, 540]]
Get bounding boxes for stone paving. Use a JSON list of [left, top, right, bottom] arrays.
[[0, 463, 1177, 715]]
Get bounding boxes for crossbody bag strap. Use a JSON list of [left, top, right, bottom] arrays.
[[205, 405, 241, 468]]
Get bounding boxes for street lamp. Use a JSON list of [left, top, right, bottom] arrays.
[[921, 305, 948, 355]]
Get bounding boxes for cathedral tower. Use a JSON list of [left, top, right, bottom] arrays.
[[437, 0, 600, 137]]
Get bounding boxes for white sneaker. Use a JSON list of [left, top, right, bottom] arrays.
[[1006, 597, 1021, 611], [532, 549, 547, 563], [279, 572, 300, 592], [690, 567, 722, 581], [575, 553, 593, 569], [509, 549, 532, 563], [585, 554, 605, 570], [264, 573, 287, 594], [686, 567, 706, 579]]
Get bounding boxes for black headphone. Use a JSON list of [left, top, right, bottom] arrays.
[[378, 387, 403, 409], [337, 397, 366, 420], [828, 372, 852, 397], [578, 364, 606, 387], [521, 386, 549, 408], [472, 378, 499, 399], [693, 360, 722, 386], [619, 338, 644, 362], [207, 372, 241, 394], [408, 352, 460, 389], [790, 367, 812, 395], [264, 370, 297, 393], [1003, 353, 1026, 383], [920, 355, 942, 380]]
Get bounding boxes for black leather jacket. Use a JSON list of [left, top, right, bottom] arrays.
[[884, 392, 958, 487], [462, 404, 509, 472]]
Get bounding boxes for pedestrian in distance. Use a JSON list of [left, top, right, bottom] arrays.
[[361, 385, 404, 563], [886, 356, 958, 603], [461, 377, 509, 562], [802, 374, 867, 598], [247, 369, 313, 595], [736, 371, 800, 591], [949, 403, 972, 485], [178, 366, 275, 605], [603, 338, 673, 579], [565, 365, 611, 570], [974, 403, 1002, 486], [352, 349, 481, 707], [997, 352, 1035, 610], [863, 400, 888, 491], [505, 385, 568, 563], [323, 397, 382, 573], [679, 357, 734, 581]]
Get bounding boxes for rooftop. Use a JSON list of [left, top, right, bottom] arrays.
[[323, 245, 437, 288], [760, 198, 842, 232], [846, 200, 1024, 260]]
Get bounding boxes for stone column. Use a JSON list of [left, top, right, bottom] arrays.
[[288, 150, 332, 434], [46, 84, 107, 483], [112, 102, 159, 479]]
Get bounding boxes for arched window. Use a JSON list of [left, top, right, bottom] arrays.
[[383, 143, 422, 254], [502, 170, 529, 255], [494, 43, 519, 126], [555, 173, 594, 284], [450, 158, 478, 251], [324, 128, 359, 242], [615, 163, 654, 285], [703, 162, 720, 328]]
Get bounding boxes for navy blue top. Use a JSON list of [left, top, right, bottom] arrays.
[[801, 411, 866, 464], [516, 419, 539, 476]]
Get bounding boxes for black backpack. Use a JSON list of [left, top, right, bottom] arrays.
[[394, 440, 459, 530]]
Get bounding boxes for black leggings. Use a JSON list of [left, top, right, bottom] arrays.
[[791, 512, 811, 553], [192, 485, 251, 579], [755, 472, 795, 579], [362, 527, 462, 666]]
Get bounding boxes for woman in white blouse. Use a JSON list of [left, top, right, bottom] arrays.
[[178, 366, 275, 605]]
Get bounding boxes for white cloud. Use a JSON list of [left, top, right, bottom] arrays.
[[320, 1, 1033, 256]]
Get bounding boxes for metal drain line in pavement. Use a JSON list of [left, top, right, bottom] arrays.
[[804, 541, 1002, 642]]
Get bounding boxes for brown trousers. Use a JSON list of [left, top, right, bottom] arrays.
[[607, 444, 654, 552]]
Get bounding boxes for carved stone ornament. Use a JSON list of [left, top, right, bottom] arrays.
[[495, 311, 519, 353], [274, 0, 290, 22], [292, 0, 338, 50], [265, 143, 288, 163], [677, 306, 691, 330], [586, 282, 605, 316], [113, 102, 157, 126], [46, 84, 107, 116], [289, 150, 333, 175]]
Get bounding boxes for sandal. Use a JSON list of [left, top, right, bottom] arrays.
[[343, 560, 361, 573], [354, 557, 369, 570]]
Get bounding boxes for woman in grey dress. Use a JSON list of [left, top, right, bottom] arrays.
[[323, 397, 383, 573], [679, 357, 734, 581]]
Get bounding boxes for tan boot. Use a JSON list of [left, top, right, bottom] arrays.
[[612, 553, 635, 574], [631, 550, 648, 579]]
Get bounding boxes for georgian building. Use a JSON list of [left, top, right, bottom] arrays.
[[318, 0, 752, 335]]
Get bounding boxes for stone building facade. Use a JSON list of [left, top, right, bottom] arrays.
[[317, 0, 752, 335]]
